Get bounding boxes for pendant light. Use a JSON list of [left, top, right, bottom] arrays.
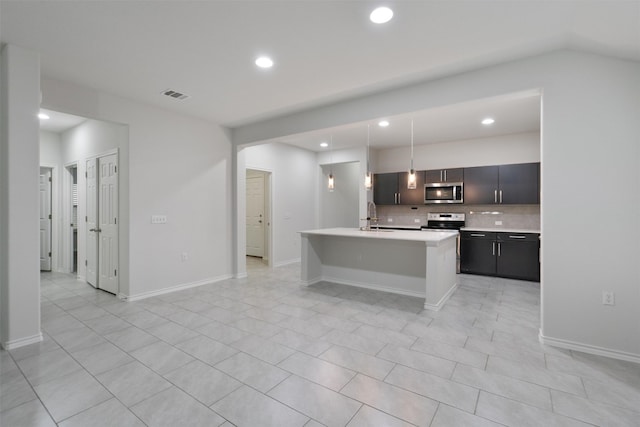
[[365, 124, 373, 190], [407, 119, 417, 189], [328, 135, 335, 191]]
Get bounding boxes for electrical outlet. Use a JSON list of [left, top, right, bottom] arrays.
[[414, 219, 421, 223], [387, 218, 393, 223], [495, 220, 503, 226], [602, 291, 615, 305], [151, 215, 167, 224], [181, 252, 188, 262]]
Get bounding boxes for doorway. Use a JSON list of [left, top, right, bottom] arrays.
[[246, 169, 272, 269], [39, 167, 53, 271], [86, 152, 119, 294], [66, 164, 78, 273]]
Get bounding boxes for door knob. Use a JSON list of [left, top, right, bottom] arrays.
[[259, 220, 262, 223]]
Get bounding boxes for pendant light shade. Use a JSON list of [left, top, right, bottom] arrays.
[[365, 124, 373, 190], [328, 135, 335, 192], [407, 119, 416, 189]]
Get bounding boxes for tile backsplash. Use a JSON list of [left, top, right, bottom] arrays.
[[376, 204, 540, 231]]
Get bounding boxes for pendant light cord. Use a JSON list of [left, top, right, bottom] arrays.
[[367, 124, 370, 172], [410, 119, 414, 171]]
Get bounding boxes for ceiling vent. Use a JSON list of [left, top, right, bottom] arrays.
[[161, 89, 190, 101]]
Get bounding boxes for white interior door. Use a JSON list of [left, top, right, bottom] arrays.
[[39, 169, 52, 271], [86, 158, 98, 287], [98, 154, 118, 294], [246, 174, 265, 257]]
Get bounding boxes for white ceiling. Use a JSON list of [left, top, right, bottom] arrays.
[[39, 109, 86, 134], [277, 90, 541, 151], [2, 1, 638, 144]]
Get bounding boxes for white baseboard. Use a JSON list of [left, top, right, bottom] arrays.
[[301, 276, 322, 286], [539, 331, 640, 364], [2, 332, 43, 350], [121, 274, 233, 302], [274, 258, 301, 268], [423, 283, 458, 312], [234, 273, 248, 279]]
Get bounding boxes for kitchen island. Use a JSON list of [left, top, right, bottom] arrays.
[[299, 228, 459, 310]]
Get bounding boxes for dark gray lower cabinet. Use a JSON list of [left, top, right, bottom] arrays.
[[460, 232, 496, 276], [460, 231, 540, 281]]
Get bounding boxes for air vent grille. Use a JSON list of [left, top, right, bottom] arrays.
[[161, 89, 190, 101]]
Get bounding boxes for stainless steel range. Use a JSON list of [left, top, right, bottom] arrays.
[[421, 213, 466, 272], [421, 213, 466, 231]]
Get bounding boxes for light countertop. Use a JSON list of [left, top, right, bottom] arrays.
[[300, 227, 458, 245], [461, 227, 540, 234], [375, 224, 422, 230]]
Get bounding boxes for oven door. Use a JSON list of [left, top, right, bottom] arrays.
[[424, 182, 463, 204]]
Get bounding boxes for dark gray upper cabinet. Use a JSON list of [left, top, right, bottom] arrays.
[[463, 162, 539, 205], [373, 171, 425, 205], [498, 163, 539, 204], [463, 166, 499, 204], [373, 172, 399, 205], [425, 168, 464, 183]]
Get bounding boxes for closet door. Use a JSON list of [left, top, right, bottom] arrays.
[[86, 158, 98, 287], [98, 153, 118, 295]]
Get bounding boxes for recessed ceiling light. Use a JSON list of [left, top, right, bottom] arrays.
[[481, 118, 495, 125], [38, 113, 50, 120], [370, 7, 393, 24], [255, 56, 274, 69], [378, 120, 390, 127], [320, 142, 329, 148]]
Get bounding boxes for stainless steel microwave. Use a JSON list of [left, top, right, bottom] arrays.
[[424, 182, 463, 204]]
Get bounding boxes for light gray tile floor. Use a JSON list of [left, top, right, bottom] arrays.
[[1, 262, 639, 426]]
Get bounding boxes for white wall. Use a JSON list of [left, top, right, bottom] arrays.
[[0, 45, 42, 349], [232, 50, 640, 362], [539, 53, 640, 360], [243, 142, 318, 267], [320, 162, 360, 228], [41, 77, 233, 300], [317, 146, 373, 222], [40, 130, 62, 166], [373, 132, 540, 173]]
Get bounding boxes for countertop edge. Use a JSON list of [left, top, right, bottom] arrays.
[[299, 227, 458, 244], [460, 227, 540, 234]]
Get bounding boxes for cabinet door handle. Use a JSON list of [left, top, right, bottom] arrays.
[[509, 235, 526, 239], [440, 170, 443, 181], [397, 193, 401, 204], [499, 190, 503, 204], [471, 233, 485, 237], [494, 190, 497, 203], [492, 242, 496, 255], [498, 242, 501, 256], [444, 170, 447, 181]]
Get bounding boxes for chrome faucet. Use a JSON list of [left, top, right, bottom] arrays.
[[360, 201, 378, 231]]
